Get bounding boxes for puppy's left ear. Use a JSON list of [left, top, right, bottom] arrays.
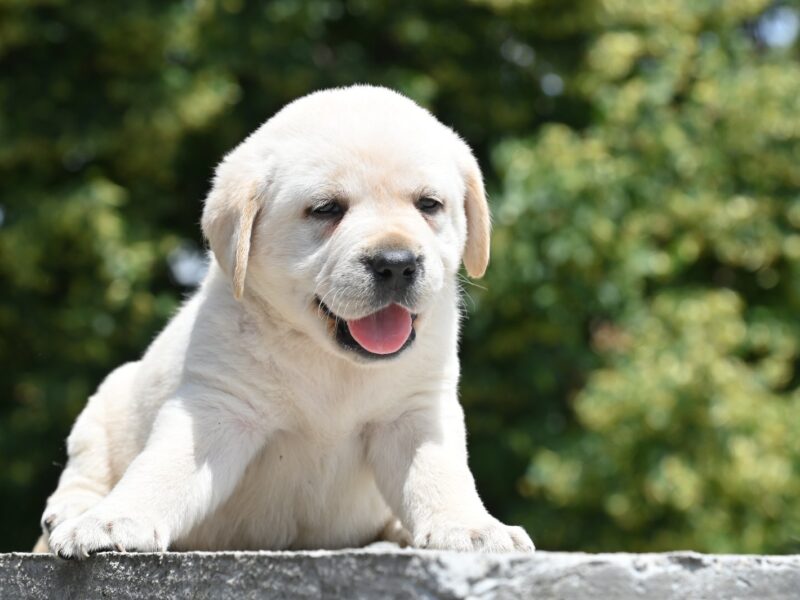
[[201, 161, 263, 300], [460, 152, 491, 278]]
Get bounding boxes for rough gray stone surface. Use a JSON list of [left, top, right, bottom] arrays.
[[1, 547, 798, 599]]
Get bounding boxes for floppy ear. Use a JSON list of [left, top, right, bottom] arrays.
[[461, 155, 491, 278], [201, 163, 262, 300]]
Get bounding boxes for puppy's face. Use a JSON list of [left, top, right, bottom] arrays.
[[202, 87, 490, 363], [258, 139, 460, 362]]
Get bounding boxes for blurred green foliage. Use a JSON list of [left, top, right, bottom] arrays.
[[1, 0, 798, 553]]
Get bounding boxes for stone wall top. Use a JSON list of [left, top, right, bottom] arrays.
[[2, 546, 799, 599]]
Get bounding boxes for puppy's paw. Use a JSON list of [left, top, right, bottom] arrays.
[[49, 511, 167, 560], [380, 517, 413, 547], [416, 518, 534, 553], [41, 494, 103, 536], [41, 504, 83, 536]]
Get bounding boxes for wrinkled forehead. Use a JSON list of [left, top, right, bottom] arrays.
[[282, 141, 462, 204], [263, 103, 465, 204]]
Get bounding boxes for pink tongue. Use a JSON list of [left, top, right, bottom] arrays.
[[347, 304, 413, 355]]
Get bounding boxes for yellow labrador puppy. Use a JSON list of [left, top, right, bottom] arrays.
[[39, 85, 534, 558]]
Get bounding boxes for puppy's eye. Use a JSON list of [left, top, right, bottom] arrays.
[[309, 200, 345, 218], [417, 196, 443, 214]]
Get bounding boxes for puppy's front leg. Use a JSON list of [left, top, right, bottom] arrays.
[[49, 388, 266, 559], [368, 397, 534, 553]]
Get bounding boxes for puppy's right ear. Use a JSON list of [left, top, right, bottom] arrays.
[[201, 161, 263, 300]]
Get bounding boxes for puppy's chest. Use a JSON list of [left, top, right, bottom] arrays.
[[268, 371, 401, 434], [250, 428, 368, 488], [206, 427, 388, 549]]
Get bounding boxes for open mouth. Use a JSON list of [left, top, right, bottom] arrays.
[[315, 297, 417, 359]]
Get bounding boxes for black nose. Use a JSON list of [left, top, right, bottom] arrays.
[[367, 249, 420, 288]]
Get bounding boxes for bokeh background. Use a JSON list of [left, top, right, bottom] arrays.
[[2, 0, 800, 553]]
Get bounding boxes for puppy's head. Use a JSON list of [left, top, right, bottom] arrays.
[[202, 85, 490, 363]]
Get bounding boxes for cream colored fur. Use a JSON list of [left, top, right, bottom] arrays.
[[38, 86, 534, 558]]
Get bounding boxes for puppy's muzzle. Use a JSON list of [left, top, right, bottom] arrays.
[[365, 249, 423, 295]]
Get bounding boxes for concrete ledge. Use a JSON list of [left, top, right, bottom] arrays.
[[2, 547, 799, 599]]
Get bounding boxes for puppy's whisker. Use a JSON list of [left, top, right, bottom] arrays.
[[456, 283, 476, 314], [316, 286, 343, 320], [330, 289, 345, 324], [457, 273, 487, 291], [317, 285, 334, 307], [344, 297, 355, 321], [316, 287, 336, 318]]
